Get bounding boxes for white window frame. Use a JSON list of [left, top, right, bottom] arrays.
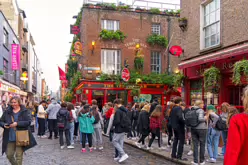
[[151, 51, 161, 74], [101, 20, 120, 31], [3, 28, 9, 47], [151, 24, 161, 35], [101, 49, 121, 75], [200, 0, 220, 49]]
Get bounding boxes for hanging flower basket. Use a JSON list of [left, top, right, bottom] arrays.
[[203, 66, 221, 93], [232, 59, 248, 85]]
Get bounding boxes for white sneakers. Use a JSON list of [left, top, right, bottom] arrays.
[[200, 161, 206, 165], [209, 158, 216, 163], [99, 147, 104, 150], [67, 145, 75, 149], [135, 142, 141, 148], [60, 146, 65, 149], [41, 135, 48, 138], [119, 154, 129, 163], [191, 161, 205, 165], [114, 156, 120, 161], [187, 150, 193, 156]]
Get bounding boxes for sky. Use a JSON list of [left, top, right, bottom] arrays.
[[17, 0, 180, 92]]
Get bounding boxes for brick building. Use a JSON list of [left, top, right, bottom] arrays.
[[73, 3, 182, 106], [179, 0, 248, 108]]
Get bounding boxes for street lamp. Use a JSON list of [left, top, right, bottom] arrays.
[[91, 40, 95, 54]]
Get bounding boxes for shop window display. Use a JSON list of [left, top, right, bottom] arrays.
[[190, 80, 203, 106]]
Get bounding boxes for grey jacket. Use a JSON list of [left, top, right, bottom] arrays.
[[192, 106, 208, 130], [220, 112, 228, 121], [46, 100, 61, 119], [93, 112, 104, 129]]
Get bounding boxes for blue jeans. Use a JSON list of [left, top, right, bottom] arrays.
[[68, 122, 74, 145], [221, 131, 228, 155], [207, 128, 220, 159]]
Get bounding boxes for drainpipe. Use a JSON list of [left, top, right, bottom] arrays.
[[167, 17, 171, 74]]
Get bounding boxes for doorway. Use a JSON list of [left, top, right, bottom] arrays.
[[92, 90, 104, 112]]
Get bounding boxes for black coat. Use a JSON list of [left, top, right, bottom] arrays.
[[137, 111, 150, 136], [113, 106, 127, 133], [0, 105, 37, 155], [170, 106, 185, 130]]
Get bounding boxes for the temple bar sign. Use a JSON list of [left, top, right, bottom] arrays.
[[70, 25, 80, 34], [125, 38, 147, 49]]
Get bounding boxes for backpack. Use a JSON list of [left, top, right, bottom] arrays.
[[215, 116, 227, 131], [120, 111, 132, 133], [93, 112, 100, 124], [184, 108, 200, 127], [57, 111, 68, 128]]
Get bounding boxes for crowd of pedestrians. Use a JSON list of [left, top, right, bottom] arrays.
[[0, 85, 248, 165]]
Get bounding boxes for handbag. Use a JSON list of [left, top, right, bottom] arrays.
[[11, 116, 30, 147]]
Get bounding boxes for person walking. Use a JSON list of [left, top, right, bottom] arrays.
[[112, 99, 129, 163], [67, 103, 76, 146], [219, 102, 230, 156], [147, 105, 164, 150], [165, 101, 174, 148], [0, 96, 37, 165], [57, 102, 74, 149], [37, 100, 47, 138], [190, 100, 209, 165], [135, 104, 150, 149], [224, 86, 248, 165], [92, 105, 104, 150], [206, 105, 221, 163], [78, 104, 95, 153], [46, 98, 61, 139], [170, 97, 187, 160], [74, 102, 81, 142], [131, 103, 139, 140], [126, 103, 133, 139]]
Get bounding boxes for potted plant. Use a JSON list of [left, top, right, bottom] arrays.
[[135, 7, 145, 13], [117, 5, 131, 11], [203, 66, 221, 93], [232, 59, 248, 85], [175, 9, 181, 17], [164, 9, 174, 16], [149, 8, 161, 14], [147, 34, 168, 47], [95, 3, 102, 9]]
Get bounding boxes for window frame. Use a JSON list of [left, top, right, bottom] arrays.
[[3, 58, 8, 80], [101, 20, 120, 31], [101, 49, 121, 75], [150, 51, 161, 74], [151, 23, 161, 35], [203, 0, 220, 49], [3, 28, 9, 48]]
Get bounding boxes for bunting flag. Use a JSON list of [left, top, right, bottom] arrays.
[[58, 67, 66, 80]]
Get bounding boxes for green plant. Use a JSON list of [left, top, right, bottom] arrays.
[[66, 59, 78, 82], [99, 30, 127, 42], [131, 88, 140, 96], [178, 17, 187, 22], [147, 34, 168, 47], [164, 9, 175, 15], [134, 56, 144, 71], [232, 59, 248, 85], [173, 72, 185, 87], [117, 5, 130, 10], [69, 71, 82, 92], [0, 70, 3, 75], [203, 66, 221, 92], [150, 8, 160, 14], [64, 91, 75, 102]]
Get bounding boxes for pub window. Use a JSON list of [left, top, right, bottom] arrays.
[[151, 24, 161, 35], [101, 49, 121, 74], [190, 80, 203, 106], [101, 20, 120, 31], [203, 0, 220, 48], [3, 58, 8, 80], [150, 51, 161, 74], [3, 28, 9, 47]]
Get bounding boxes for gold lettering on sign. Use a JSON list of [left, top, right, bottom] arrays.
[[222, 62, 234, 70]]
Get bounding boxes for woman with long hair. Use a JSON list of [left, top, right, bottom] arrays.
[[135, 104, 150, 149], [166, 101, 175, 147], [0, 96, 37, 165], [224, 86, 248, 165], [67, 103, 76, 146], [147, 105, 164, 150], [37, 100, 47, 138], [219, 102, 230, 156], [92, 105, 104, 150]]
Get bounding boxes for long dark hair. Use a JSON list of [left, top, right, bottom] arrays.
[[92, 105, 100, 122]]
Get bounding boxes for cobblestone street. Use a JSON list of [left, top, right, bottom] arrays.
[[0, 135, 178, 165]]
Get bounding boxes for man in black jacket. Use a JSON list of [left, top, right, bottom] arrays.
[[170, 97, 187, 160], [112, 99, 129, 163]]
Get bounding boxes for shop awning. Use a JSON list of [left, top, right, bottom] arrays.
[[179, 42, 248, 69]]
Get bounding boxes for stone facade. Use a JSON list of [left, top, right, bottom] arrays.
[[79, 8, 181, 79]]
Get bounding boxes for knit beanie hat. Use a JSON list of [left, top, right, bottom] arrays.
[[207, 105, 216, 113]]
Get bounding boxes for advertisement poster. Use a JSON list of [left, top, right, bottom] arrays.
[[11, 44, 20, 70]]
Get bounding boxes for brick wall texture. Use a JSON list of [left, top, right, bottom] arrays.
[[80, 8, 181, 78]]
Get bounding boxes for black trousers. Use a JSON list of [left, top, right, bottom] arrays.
[[59, 129, 70, 146], [74, 122, 79, 136], [138, 134, 148, 145], [37, 118, 46, 136], [148, 128, 161, 147], [48, 119, 58, 137], [167, 123, 173, 145], [191, 129, 207, 163], [171, 128, 185, 159], [82, 133, 92, 148]]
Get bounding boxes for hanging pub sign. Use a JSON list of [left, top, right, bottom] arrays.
[[169, 45, 183, 57], [74, 41, 83, 55], [121, 68, 130, 82], [70, 25, 80, 35]]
